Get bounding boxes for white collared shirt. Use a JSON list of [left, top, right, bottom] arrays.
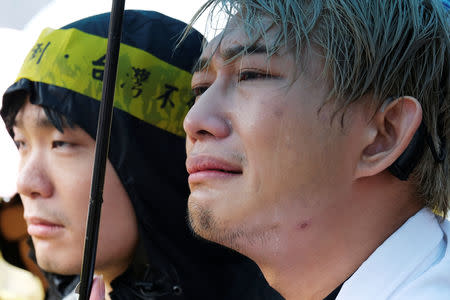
[[337, 208, 450, 300]]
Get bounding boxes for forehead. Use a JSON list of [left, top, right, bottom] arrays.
[[199, 16, 288, 66], [196, 17, 326, 89], [14, 101, 53, 129], [12, 100, 75, 135]]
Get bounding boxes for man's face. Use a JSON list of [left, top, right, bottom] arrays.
[[184, 20, 366, 254], [13, 100, 138, 275]]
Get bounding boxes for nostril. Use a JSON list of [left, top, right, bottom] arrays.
[[30, 191, 41, 198], [198, 129, 209, 135]]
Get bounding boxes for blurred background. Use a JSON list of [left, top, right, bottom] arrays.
[[0, 0, 216, 199]]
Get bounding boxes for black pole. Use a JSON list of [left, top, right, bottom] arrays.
[[78, 0, 125, 299]]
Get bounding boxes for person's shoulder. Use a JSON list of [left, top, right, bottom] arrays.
[[438, 216, 450, 262], [389, 262, 450, 299], [389, 213, 450, 300], [336, 208, 450, 300], [439, 217, 450, 234], [390, 280, 450, 300]]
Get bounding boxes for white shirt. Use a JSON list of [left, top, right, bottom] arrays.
[[337, 208, 450, 300], [62, 291, 79, 300]]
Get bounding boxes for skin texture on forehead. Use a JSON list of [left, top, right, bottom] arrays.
[[197, 15, 290, 69]]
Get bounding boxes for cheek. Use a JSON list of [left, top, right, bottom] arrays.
[[235, 91, 286, 162], [99, 164, 138, 248], [238, 92, 313, 172], [54, 153, 93, 187], [234, 94, 305, 210], [238, 92, 344, 204], [52, 160, 93, 223]]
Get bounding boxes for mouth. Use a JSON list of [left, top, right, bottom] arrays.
[[25, 216, 64, 238], [186, 155, 242, 183]]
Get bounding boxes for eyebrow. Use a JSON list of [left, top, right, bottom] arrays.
[[194, 43, 269, 73], [14, 112, 57, 129]]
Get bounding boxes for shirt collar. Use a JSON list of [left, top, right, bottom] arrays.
[[336, 208, 444, 299]]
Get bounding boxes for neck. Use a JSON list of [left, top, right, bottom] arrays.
[[94, 258, 131, 299], [242, 175, 422, 300]]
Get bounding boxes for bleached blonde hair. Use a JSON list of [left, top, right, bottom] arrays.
[[188, 0, 450, 217]]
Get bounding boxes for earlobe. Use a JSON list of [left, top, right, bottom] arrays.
[[355, 96, 422, 179]]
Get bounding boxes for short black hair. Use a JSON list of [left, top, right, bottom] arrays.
[[2, 91, 74, 138]]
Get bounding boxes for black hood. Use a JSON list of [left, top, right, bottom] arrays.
[[1, 10, 283, 300]]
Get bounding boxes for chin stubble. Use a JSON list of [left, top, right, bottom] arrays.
[[187, 203, 248, 252]]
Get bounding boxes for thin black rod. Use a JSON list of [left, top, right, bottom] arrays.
[[78, 0, 125, 299]]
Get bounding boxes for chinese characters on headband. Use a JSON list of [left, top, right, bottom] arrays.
[[30, 42, 51, 64]]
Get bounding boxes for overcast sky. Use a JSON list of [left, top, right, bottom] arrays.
[[0, 0, 215, 198]]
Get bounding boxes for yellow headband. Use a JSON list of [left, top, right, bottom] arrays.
[[17, 27, 194, 137]]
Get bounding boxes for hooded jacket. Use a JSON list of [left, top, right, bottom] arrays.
[[1, 10, 283, 300]]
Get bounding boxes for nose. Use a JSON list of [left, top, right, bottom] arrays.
[[16, 152, 53, 199], [183, 85, 231, 144]]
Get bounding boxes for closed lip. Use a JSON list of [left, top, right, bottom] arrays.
[[25, 216, 64, 238], [186, 155, 242, 175], [25, 216, 63, 227]]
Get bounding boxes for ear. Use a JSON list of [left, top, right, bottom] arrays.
[[355, 96, 422, 179]]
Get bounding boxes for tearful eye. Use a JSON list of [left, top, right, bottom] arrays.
[[238, 70, 275, 82], [192, 86, 209, 97]]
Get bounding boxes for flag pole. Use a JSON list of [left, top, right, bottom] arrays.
[[78, 0, 125, 298]]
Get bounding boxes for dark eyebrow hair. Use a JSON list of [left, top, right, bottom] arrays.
[[14, 110, 63, 130], [193, 57, 209, 73], [193, 43, 268, 73], [14, 104, 75, 133], [222, 44, 268, 61]]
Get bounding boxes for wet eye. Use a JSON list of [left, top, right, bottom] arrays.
[[238, 70, 275, 82], [192, 86, 209, 97]]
